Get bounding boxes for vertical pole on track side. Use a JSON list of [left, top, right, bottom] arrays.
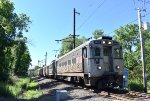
[[137, 8, 147, 93]]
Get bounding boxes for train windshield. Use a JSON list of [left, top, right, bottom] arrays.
[[114, 48, 122, 58], [93, 47, 100, 56]]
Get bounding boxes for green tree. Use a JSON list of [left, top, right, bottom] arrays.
[[113, 24, 140, 70], [59, 36, 87, 57], [0, 0, 31, 80], [113, 24, 150, 90], [14, 38, 31, 76], [93, 29, 104, 39]]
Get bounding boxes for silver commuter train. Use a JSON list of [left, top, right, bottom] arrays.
[[39, 36, 124, 89]]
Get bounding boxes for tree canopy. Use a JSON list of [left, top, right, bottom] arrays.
[[0, 0, 31, 81], [93, 29, 104, 39], [58, 35, 88, 57], [113, 24, 150, 84]]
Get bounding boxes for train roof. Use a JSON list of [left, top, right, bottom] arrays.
[[56, 36, 119, 61], [56, 40, 91, 61]]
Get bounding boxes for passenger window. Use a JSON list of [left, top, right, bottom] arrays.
[[94, 47, 100, 56], [68, 60, 71, 65], [83, 48, 87, 58], [114, 48, 122, 58], [64, 61, 67, 66], [59, 63, 61, 67], [72, 58, 76, 64]]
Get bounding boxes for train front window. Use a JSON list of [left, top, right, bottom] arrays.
[[114, 48, 122, 58], [95, 47, 100, 56], [103, 47, 109, 56]]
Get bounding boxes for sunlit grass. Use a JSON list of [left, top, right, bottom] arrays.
[[27, 80, 38, 89], [22, 89, 43, 99], [0, 77, 42, 99]]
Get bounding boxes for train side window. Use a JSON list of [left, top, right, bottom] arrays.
[[68, 60, 71, 65], [94, 47, 100, 56], [83, 48, 87, 58], [64, 61, 67, 66], [72, 58, 76, 64], [59, 63, 61, 67]]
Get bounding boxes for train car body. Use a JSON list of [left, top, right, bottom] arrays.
[[47, 60, 56, 77], [40, 36, 124, 89]]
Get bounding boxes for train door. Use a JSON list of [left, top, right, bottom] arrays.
[[103, 46, 113, 72], [82, 47, 88, 72]]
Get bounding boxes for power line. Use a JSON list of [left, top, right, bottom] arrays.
[[77, 0, 107, 31], [107, 11, 150, 35], [132, 0, 136, 9], [142, 11, 150, 17], [107, 19, 138, 35]]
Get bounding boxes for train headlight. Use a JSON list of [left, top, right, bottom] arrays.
[[108, 41, 112, 44], [98, 66, 102, 70], [116, 65, 120, 69], [103, 41, 105, 44]]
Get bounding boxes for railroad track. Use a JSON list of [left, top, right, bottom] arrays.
[[73, 83, 150, 101], [98, 90, 150, 101], [48, 77, 150, 101]]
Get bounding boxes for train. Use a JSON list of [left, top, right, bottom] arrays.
[[38, 36, 125, 89]]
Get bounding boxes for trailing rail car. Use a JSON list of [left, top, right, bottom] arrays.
[[39, 36, 124, 89]]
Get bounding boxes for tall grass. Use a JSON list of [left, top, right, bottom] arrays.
[[0, 82, 22, 98], [0, 77, 42, 99]]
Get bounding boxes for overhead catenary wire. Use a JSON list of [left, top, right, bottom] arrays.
[[107, 12, 150, 35], [132, 0, 137, 9], [77, 0, 107, 31]]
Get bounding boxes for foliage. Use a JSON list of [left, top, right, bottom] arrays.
[[113, 24, 150, 91], [93, 29, 104, 39], [0, 77, 42, 99], [113, 24, 140, 70], [128, 78, 143, 92], [59, 35, 88, 56], [34, 66, 40, 70], [22, 89, 42, 99], [22, 79, 42, 99], [27, 80, 38, 90], [0, 0, 31, 81]]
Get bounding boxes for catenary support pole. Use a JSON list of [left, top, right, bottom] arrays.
[[137, 8, 147, 93]]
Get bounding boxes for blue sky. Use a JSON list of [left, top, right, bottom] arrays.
[[11, 0, 150, 68]]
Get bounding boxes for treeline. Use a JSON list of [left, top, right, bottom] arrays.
[[0, 0, 31, 81], [114, 24, 150, 91], [58, 24, 150, 91]]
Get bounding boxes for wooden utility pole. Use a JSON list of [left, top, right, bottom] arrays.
[[73, 8, 80, 49], [137, 8, 147, 93]]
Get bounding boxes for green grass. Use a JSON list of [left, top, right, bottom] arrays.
[[0, 77, 42, 99], [20, 80, 42, 99], [27, 80, 38, 90], [22, 90, 43, 99]]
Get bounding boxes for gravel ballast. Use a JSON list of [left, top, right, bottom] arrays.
[[37, 77, 113, 101]]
